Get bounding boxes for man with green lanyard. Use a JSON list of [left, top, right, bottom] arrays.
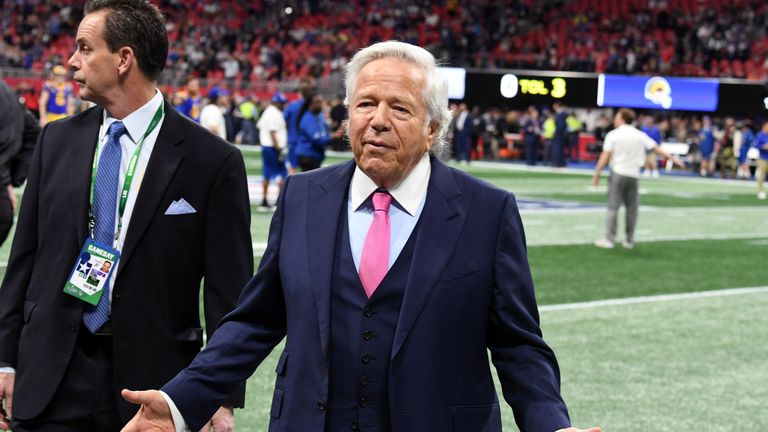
[[0, 1, 252, 431]]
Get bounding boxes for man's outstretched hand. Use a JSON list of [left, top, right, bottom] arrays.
[[121, 389, 175, 432]]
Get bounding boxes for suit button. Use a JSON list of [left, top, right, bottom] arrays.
[[361, 353, 374, 364], [363, 307, 374, 318], [362, 330, 375, 341], [68, 320, 78, 332], [317, 399, 326, 411], [351, 420, 359, 431], [359, 396, 369, 408], [360, 375, 369, 386]]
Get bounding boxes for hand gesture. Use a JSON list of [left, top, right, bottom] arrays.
[[121, 389, 175, 432], [199, 406, 234, 432], [0, 373, 14, 431]]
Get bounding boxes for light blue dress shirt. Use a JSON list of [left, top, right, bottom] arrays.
[[348, 153, 430, 271]]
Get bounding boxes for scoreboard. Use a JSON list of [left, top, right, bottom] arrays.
[[439, 67, 768, 115], [460, 70, 598, 109]]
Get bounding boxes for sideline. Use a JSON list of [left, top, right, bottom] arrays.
[[539, 286, 768, 312]]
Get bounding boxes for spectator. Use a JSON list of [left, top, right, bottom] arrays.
[[452, 102, 473, 164], [697, 116, 716, 176], [552, 102, 568, 167], [284, 76, 316, 174], [237, 94, 259, 145], [328, 95, 348, 151], [199, 87, 229, 140], [736, 120, 755, 180], [716, 116, 737, 179], [295, 94, 343, 171], [522, 106, 542, 166]]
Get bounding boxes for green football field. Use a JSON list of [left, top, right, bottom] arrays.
[[2, 146, 766, 430]]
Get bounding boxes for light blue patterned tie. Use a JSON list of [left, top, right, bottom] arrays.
[[83, 121, 125, 333]]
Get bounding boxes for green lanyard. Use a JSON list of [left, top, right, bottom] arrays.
[[88, 103, 164, 246]]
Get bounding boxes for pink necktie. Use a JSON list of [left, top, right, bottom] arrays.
[[359, 192, 392, 298]]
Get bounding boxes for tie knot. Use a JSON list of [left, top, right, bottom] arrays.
[[372, 191, 392, 212], [107, 121, 127, 140]]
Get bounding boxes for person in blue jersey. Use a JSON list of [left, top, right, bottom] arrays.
[[736, 120, 755, 180], [755, 121, 768, 199], [698, 116, 716, 177], [295, 94, 344, 171], [283, 76, 316, 175], [38, 65, 75, 126], [173, 77, 202, 123], [640, 114, 662, 177]]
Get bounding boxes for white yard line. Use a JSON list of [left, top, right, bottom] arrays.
[[539, 286, 768, 312], [528, 231, 768, 246], [464, 160, 760, 188]]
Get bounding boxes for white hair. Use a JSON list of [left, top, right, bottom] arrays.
[[344, 41, 453, 156]]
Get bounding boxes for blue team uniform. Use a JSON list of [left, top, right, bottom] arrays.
[[699, 126, 715, 158], [175, 92, 202, 122], [283, 99, 304, 168], [757, 131, 768, 161], [739, 128, 755, 164], [296, 112, 331, 162], [42, 82, 72, 120], [641, 125, 662, 144]]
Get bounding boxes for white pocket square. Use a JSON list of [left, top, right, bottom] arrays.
[[165, 198, 197, 215]]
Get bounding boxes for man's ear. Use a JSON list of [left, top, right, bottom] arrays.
[[426, 122, 439, 149], [116, 46, 135, 76]]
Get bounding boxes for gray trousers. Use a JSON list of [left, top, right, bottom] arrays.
[[605, 172, 639, 243]]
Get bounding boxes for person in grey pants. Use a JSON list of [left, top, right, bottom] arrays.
[[591, 108, 683, 249]]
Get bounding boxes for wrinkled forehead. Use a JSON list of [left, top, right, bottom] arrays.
[[353, 58, 426, 94]]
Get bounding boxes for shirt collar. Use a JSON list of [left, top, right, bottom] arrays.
[[101, 90, 164, 144], [350, 152, 430, 216]]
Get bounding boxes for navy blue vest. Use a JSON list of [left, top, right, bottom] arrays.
[[326, 208, 419, 432]]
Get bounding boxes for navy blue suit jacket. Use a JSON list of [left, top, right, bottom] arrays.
[[164, 156, 570, 432], [0, 102, 251, 423]]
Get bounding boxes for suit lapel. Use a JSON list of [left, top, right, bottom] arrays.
[[305, 161, 355, 356], [117, 102, 184, 275], [391, 157, 470, 359], [68, 108, 103, 243]]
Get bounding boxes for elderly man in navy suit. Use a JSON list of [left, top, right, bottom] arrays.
[[122, 41, 600, 432]]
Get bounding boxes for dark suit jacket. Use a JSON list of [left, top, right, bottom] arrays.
[[164, 156, 570, 432], [0, 101, 253, 423]]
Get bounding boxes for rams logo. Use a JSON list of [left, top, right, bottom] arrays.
[[644, 76, 672, 109]]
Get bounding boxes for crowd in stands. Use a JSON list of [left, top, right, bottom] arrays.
[[3, 0, 767, 195], [2, 0, 768, 85]]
